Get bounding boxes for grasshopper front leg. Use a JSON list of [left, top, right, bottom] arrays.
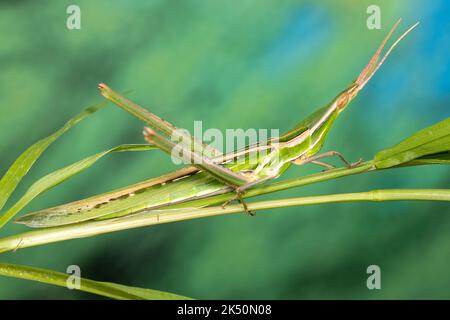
[[292, 151, 362, 170]]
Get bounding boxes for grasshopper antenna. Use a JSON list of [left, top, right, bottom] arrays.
[[356, 19, 420, 92]]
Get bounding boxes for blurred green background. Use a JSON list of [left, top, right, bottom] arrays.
[[0, 0, 449, 299]]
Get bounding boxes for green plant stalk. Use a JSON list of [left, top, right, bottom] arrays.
[[1, 187, 448, 254], [0, 263, 191, 300]]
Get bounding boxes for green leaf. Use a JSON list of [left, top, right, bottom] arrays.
[[374, 117, 450, 169], [401, 151, 450, 166], [0, 101, 106, 213], [0, 263, 191, 300], [0, 144, 155, 228]]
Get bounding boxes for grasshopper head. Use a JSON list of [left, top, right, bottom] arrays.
[[336, 83, 359, 112]]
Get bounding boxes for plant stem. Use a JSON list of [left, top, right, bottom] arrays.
[[0, 188, 448, 254], [0, 263, 190, 300], [0, 263, 137, 299]]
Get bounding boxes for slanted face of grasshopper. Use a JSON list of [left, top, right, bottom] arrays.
[[16, 20, 418, 228]]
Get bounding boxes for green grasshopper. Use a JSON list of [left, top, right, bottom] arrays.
[[16, 20, 418, 228]]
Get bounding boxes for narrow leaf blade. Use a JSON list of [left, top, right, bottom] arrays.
[[374, 117, 450, 168], [0, 263, 191, 300], [0, 101, 106, 212], [3, 144, 154, 228]]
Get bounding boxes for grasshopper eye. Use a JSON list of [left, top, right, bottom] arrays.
[[336, 92, 350, 110], [337, 84, 359, 110]]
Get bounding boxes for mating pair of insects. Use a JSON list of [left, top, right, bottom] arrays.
[[16, 20, 419, 228]]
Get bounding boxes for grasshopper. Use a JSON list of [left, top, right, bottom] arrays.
[[16, 20, 418, 228]]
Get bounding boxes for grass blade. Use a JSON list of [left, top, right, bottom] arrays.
[[0, 101, 106, 213], [400, 151, 450, 166], [0, 263, 191, 300], [0, 144, 155, 228], [374, 117, 450, 168]]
